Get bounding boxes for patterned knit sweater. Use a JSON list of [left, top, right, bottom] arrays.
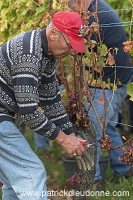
[[0, 28, 73, 139]]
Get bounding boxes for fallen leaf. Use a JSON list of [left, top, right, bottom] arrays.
[[53, 171, 59, 178]]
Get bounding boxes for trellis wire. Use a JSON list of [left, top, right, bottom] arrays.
[[64, 65, 133, 68], [88, 24, 133, 28], [96, 8, 133, 14], [86, 21, 133, 28], [104, 66, 133, 68], [107, 120, 133, 128]]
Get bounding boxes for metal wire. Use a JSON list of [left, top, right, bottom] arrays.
[[100, 24, 133, 28], [64, 65, 133, 68], [86, 21, 133, 28], [107, 120, 133, 128], [104, 66, 133, 68], [97, 8, 133, 14]]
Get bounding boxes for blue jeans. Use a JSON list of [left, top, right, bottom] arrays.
[[34, 132, 51, 151], [0, 121, 47, 200], [87, 85, 131, 180]]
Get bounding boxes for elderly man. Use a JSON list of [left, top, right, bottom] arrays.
[[0, 12, 86, 200], [68, 0, 133, 185]]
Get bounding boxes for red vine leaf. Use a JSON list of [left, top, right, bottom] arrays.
[[92, 12, 97, 16], [76, 113, 81, 120], [106, 52, 115, 65], [98, 98, 105, 104], [90, 22, 99, 33], [123, 41, 133, 52]]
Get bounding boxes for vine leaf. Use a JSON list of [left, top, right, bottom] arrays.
[[123, 41, 133, 53], [98, 98, 105, 104], [127, 83, 133, 101], [106, 52, 115, 66]]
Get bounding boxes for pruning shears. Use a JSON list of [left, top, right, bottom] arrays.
[[80, 142, 95, 150]]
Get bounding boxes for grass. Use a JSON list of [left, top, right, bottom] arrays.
[[89, 167, 133, 200], [0, 130, 133, 200]]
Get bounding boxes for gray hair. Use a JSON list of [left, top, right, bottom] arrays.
[[47, 21, 56, 30]]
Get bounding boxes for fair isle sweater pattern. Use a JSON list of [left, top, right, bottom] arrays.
[[0, 29, 73, 139]]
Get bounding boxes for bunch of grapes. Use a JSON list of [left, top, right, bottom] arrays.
[[119, 146, 133, 167], [100, 135, 112, 152], [67, 172, 84, 187], [66, 93, 79, 119]]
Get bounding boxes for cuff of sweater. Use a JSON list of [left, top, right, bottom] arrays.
[[48, 126, 61, 140], [63, 127, 74, 135], [49, 126, 74, 139]]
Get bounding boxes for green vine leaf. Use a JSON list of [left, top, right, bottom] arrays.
[[101, 44, 108, 56], [0, 0, 62, 45], [127, 82, 133, 101], [130, 48, 133, 56]]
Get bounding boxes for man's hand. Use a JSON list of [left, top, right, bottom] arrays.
[[55, 131, 86, 157]]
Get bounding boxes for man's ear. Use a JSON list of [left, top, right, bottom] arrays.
[[50, 27, 59, 40]]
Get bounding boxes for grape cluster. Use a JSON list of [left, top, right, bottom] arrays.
[[67, 172, 84, 187], [100, 135, 112, 152], [66, 94, 79, 119], [119, 146, 133, 167]]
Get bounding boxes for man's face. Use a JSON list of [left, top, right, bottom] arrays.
[[51, 30, 74, 58]]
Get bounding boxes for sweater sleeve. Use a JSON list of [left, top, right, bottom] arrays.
[[39, 77, 74, 136], [12, 54, 61, 139], [38, 58, 74, 136]]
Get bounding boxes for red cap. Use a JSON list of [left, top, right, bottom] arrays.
[[52, 12, 86, 53]]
